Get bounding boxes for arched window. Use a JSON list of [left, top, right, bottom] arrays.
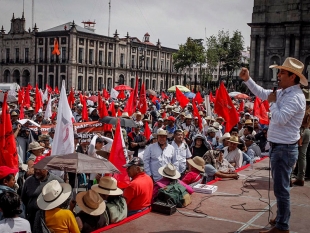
[[98, 77, 102, 90], [119, 75, 124, 85], [160, 80, 163, 91], [130, 78, 135, 88], [13, 70, 20, 85], [4, 70, 10, 83], [107, 78, 112, 91], [78, 76, 83, 90], [145, 79, 149, 90], [22, 70, 30, 87], [152, 79, 156, 89], [88, 77, 93, 91], [38, 75, 43, 89]]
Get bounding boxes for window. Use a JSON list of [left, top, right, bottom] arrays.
[[119, 75, 124, 85], [49, 75, 54, 88], [120, 53, 124, 68], [39, 48, 43, 62], [88, 77, 93, 91], [146, 57, 150, 70], [99, 69, 103, 75], [79, 39, 84, 45], [38, 65, 43, 72], [109, 43, 113, 49], [38, 75, 43, 89], [108, 69, 112, 75], [89, 68, 93, 74], [78, 67, 83, 73], [49, 65, 54, 72], [50, 47, 54, 62], [61, 65, 66, 73], [160, 80, 163, 90], [131, 55, 135, 68], [107, 78, 112, 91], [147, 50, 150, 55], [39, 38, 44, 45], [152, 79, 156, 89], [6, 49, 10, 63], [108, 52, 112, 66], [61, 47, 66, 63], [61, 37, 66, 44], [161, 60, 164, 71], [99, 42, 104, 48], [50, 38, 54, 45], [78, 48, 83, 63], [25, 48, 29, 63], [89, 49, 94, 64], [132, 47, 136, 53], [78, 76, 83, 90], [99, 51, 103, 65], [15, 48, 19, 62], [98, 77, 102, 90], [145, 79, 149, 89], [166, 61, 169, 70], [90, 40, 94, 47], [153, 58, 157, 70]]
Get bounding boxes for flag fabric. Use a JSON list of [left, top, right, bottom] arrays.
[[81, 96, 88, 121], [151, 96, 160, 105], [117, 109, 122, 117], [170, 97, 176, 106], [192, 101, 203, 131], [176, 87, 189, 108], [124, 90, 135, 116], [103, 88, 110, 99], [0, 93, 19, 169], [19, 105, 25, 120], [109, 119, 130, 189], [51, 80, 75, 156], [35, 84, 43, 113], [54, 86, 60, 94], [67, 88, 75, 108], [253, 97, 269, 125], [108, 102, 116, 117], [238, 100, 244, 113], [27, 83, 33, 91], [194, 92, 204, 104], [52, 38, 61, 56], [205, 95, 212, 117], [139, 83, 147, 114], [110, 88, 119, 99], [117, 90, 126, 100], [46, 84, 53, 94], [214, 82, 239, 132], [161, 92, 169, 100], [209, 91, 215, 103], [263, 100, 270, 112], [144, 121, 151, 140], [42, 88, 49, 102], [24, 87, 30, 107], [18, 89, 24, 105], [133, 75, 139, 106], [44, 95, 52, 120]]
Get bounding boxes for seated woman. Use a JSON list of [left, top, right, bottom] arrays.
[[182, 156, 205, 186], [34, 180, 79, 233], [92, 176, 127, 224], [152, 163, 193, 202], [190, 134, 211, 157], [74, 190, 108, 233]]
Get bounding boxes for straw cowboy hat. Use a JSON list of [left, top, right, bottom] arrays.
[[157, 129, 168, 136], [121, 112, 130, 119], [244, 119, 253, 125], [227, 136, 241, 144], [37, 180, 72, 210], [269, 57, 308, 86], [27, 142, 44, 152], [187, 156, 205, 172], [76, 190, 106, 216], [212, 122, 223, 130], [158, 163, 181, 180], [91, 176, 123, 196], [219, 132, 231, 143]]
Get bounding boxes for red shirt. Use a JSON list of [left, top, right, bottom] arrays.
[[123, 172, 153, 211], [181, 170, 202, 185]]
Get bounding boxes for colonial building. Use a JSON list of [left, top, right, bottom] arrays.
[[0, 14, 180, 91], [248, 0, 310, 88]]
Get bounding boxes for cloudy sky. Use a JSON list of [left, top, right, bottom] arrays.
[[0, 0, 254, 49]]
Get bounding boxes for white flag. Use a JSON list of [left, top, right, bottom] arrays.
[[42, 88, 49, 102], [44, 95, 52, 120], [110, 88, 119, 99], [51, 80, 75, 156], [205, 95, 212, 117]]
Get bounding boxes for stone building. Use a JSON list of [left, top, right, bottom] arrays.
[[0, 14, 180, 91], [248, 0, 310, 88]]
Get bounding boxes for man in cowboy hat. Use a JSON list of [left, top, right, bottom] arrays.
[[240, 57, 307, 233], [223, 136, 243, 169], [123, 157, 153, 216]]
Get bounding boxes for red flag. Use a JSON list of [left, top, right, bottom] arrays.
[[117, 109, 122, 117], [79, 92, 84, 104], [67, 88, 75, 108], [175, 87, 189, 108], [124, 90, 135, 116], [192, 101, 203, 131], [100, 100, 109, 118], [103, 88, 110, 99], [214, 82, 239, 132], [0, 93, 18, 169], [133, 74, 139, 107], [194, 92, 204, 104], [144, 121, 151, 140], [215, 88, 218, 99], [151, 96, 160, 105], [161, 92, 169, 100], [35, 84, 43, 113], [24, 88, 30, 107], [97, 92, 103, 117], [263, 100, 270, 112], [52, 38, 61, 56], [170, 97, 176, 105], [209, 91, 215, 103], [19, 105, 25, 120], [18, 89, 24, 105], [27, 83, 33, 91], [238, 100, 244, 113], [81, 96, 88, 121], [117, 90, 126, 100], [253, 97, 269, 125], [46, 84, 53, 93], [110, 119, 130, 189], [108, 102, 116, 117], [54, 86, 60, 94], [139, 82, 147, 114]]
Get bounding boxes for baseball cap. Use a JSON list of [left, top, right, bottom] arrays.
[[168, 116, 175, 122], [0, 166, 18, 179], [123, 157, 144, 168]]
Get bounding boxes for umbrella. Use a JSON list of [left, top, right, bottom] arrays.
[[146, 89, 156, 96], [100, 116, 137, 127], [33, 152, 120, 174], [184, 92, 196, 99], [87, 95, 98, 102], [114, 85, 133, 91], [167, 85, 190, 93], [234, 93, 251, 99], [228, 91, 241, 97]]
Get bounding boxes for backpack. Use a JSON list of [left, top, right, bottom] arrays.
[[156, 181, 190, 208]]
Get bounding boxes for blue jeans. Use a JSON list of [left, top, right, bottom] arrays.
[[270, 143, 298, 231]]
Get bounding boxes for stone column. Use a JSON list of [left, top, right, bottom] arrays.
[[285, 35, 290, 58], [249, 35, 256, 78], [294, 35, 300, 59], [258, 36, 265, 80]]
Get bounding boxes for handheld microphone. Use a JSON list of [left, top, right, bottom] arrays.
[[273, 82, 278, 93]]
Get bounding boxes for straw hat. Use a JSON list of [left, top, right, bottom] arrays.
[[244, 119, 253, 125], [212, 122, 222, 130], [187, 156, 205, 172], [227, 136, 241, 144], [91, 176, 123, 196], [121, 112, 130, 119], [185, 114, 192, 119], [76, 190, 106, 216], [157, 129, 168, 136], [27, 142, 44, 152], [269, 57, 307, 86], [158, 163, 180, 180], [37, 180, 72, 210], [219, 132, 231, 143]]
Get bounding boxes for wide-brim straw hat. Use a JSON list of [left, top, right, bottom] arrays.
[[91, 176, 123, 196], [269, 57, 308, 86], [76, 190, 106, 216], [27, 142, 44, 152], [37, 180, 72, 210], [121, 112, 130, 119], [187, 157, 205, 172], [227, 136, 241, 144], [219, 132, 231, 143], [158, 163, 181, 180]]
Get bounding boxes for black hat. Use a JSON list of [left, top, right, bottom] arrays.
[[244, 134, 255, 141], [122, 157, 144, 168]]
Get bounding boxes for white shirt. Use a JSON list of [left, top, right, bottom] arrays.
[[143, 142, 176, 181], [171, 141, 192, 173], [223, 146, 243, 169], [0, 217, 31, 233], [245, 78, 305, 144]]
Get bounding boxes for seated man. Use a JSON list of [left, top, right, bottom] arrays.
[[123, 157, 153, 216], [205, 163, 239, 183], [223, 136, 243, 169], [244, 134, 262, 160]]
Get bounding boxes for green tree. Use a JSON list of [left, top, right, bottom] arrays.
[[173, 37, 206, 87]]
